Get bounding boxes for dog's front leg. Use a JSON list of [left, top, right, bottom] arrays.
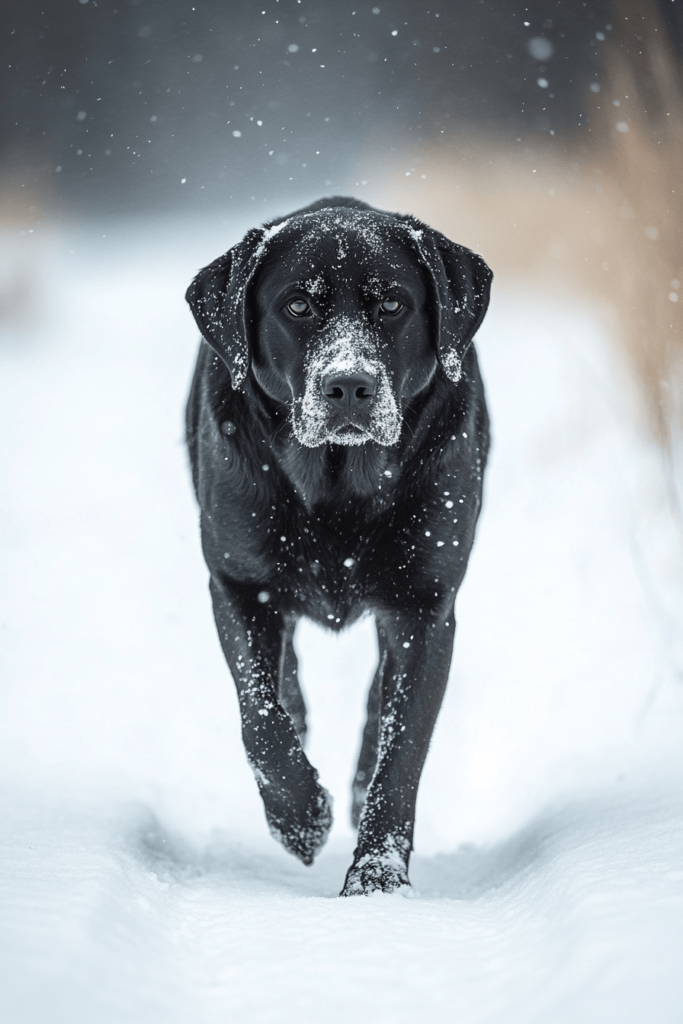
[[341, 608, 455, 895], [210, 577, 332, 864]]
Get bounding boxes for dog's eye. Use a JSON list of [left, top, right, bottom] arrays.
[[380, 299, 402, 315], [287, 298, 311, 316]]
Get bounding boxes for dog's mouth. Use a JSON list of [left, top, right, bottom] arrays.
[[329, 422, 370, 445], [293, 397, 400, 448]]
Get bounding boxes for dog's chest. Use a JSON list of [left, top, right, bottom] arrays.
[[267, 505, 374, 622], [205, 427, 482, 623], [252, 487, 467, 625]]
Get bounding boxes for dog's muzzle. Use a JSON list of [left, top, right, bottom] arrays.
[[291, 320, 402, 448], [321, 370, 377, 437]]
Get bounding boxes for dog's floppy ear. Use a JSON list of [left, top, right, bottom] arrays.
[[400, 217, 492, 384], [185, 226, 266, 390]]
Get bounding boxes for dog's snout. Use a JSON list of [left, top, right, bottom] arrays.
[[322, 371, 377, 412]]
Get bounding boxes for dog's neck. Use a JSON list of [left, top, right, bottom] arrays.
[[243, 379, 399, 512], [275, 438, 397, 511]]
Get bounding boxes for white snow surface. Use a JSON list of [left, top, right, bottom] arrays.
[[1, 217, 683, 1023]]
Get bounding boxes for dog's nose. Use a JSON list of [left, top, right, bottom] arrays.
[[322, 371, 377, 412]]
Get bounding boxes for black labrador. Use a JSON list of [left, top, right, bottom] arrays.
[[185, 196, 492, 895]]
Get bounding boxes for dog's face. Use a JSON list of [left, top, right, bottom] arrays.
[[251, 216, 435, 447], [186, 202, 493, 449]]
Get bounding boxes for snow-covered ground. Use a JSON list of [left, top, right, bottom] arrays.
[[1, 216, 683, 1023]]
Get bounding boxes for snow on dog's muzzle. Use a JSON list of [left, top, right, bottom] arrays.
[[291, 317, 402, 448]]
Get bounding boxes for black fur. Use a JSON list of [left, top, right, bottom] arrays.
[[185, 197, 492, 895]]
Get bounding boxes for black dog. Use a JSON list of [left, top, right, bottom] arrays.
[[185, 197, 491, 895]]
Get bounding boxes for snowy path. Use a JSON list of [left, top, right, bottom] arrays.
[[2, 790, 682, 1024], [1, 219, 683, 1022]]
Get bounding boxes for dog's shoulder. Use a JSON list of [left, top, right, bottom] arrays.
[[186, 340, 274, 502], [400, 347, 488, 473]]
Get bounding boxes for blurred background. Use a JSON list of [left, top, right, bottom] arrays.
[[0, 0, 615, 214], [2, 4, 683, 1019], [2, 0, 683, 426]]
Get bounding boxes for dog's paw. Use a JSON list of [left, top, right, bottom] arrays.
[[266, 783, 333, 866], [340, 837, 410, 896]]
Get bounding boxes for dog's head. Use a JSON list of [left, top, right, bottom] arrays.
[[186, 199, 492, 448]]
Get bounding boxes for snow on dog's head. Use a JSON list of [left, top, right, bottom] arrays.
[[185, 200, 492, 441]]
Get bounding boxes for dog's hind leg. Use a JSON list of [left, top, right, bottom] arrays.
[[350, 622, 386, 828], [278, 617, 307, 746], [210, 577, 332, 865]]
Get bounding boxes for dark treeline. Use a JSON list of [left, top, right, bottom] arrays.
[[7, 0, 678, 216]]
